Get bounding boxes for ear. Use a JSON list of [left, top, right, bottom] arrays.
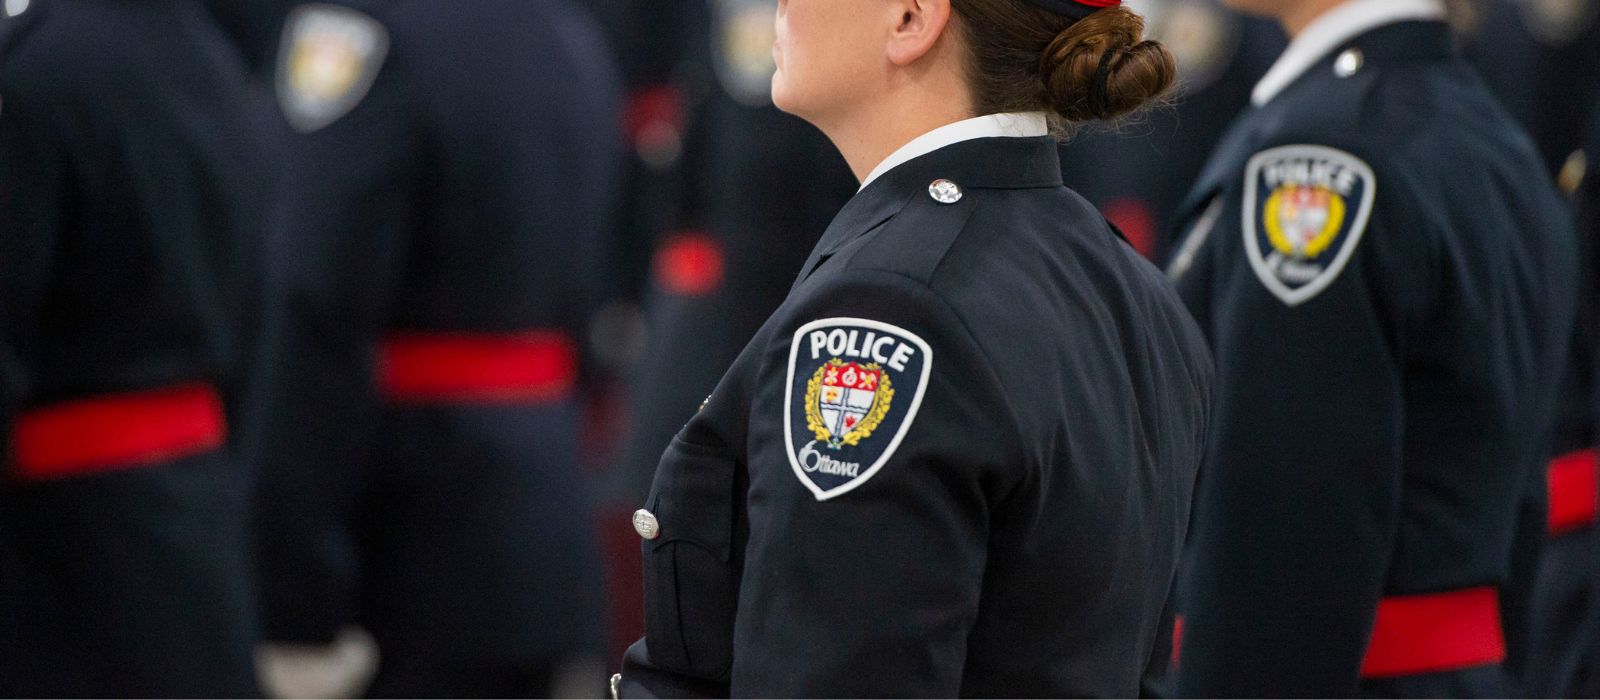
[[886, 0, 953, 67]]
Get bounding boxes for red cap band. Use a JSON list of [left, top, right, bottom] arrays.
[[1022, 0, 1121, 19]]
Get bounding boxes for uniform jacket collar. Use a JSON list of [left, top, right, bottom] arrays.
[[860, 112, 1049, 190], [1252, 0, 1446, 106], [793, 135, 1063, 290]]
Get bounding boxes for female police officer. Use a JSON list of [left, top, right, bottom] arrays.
[[617, 0, 1212, 695], [1165, 0, 1578, 696]]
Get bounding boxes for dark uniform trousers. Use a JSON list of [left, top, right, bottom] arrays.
[[0, 0, 271, 695], [253, 0, 620, 695], [1167, 21, 1578, 698], [620, 136, 1213, 697]]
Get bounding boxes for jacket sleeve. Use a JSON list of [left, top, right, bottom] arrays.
[[1176, 146, 1415, 696], [623, 268, 1025, 696]]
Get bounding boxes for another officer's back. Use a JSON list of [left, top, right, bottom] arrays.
[[254, 0, 621, 694], [1168, 2, 1577, 695], [0, 0, 269, 694]]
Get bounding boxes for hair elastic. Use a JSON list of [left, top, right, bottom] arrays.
[[1087, 45, 1118, 116]]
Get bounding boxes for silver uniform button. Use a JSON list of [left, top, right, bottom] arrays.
[[633, 509, 660, 540], [928, 179, 963, 204], [1334, 48, 1364, 78]]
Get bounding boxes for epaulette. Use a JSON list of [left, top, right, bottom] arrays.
[[846, 185, 980, 287]]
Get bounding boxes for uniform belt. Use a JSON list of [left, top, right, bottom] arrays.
[[1546, 448, 1598, 536], [10, 383, 227, 480], [378, 331, 578, 404], [1360, 586, 1505, 678]]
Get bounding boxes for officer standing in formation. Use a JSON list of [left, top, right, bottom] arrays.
[[1165, 0, 1577, 695], [619, 0, 1213, 695], [250, 0, 621, 695], [1528, 102, 1600, 699], [0, 0, 272, 694], [1467, 2, 1600, 695]]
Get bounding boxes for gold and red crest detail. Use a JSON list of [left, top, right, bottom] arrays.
[[1264, 184, 1347, 260], [804, 359, 894, 448]]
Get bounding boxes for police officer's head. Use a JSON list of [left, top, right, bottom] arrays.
[[772, 0, 1173, 135]]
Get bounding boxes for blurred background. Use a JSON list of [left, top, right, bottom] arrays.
[[0, 0, 1594, 696]]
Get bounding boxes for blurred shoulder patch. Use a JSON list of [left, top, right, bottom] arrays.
[[276, 3, 389, 133], [710, 0, 777, 107], [1517, 0, 1599, 46], [1243, 145, 1376, 306]]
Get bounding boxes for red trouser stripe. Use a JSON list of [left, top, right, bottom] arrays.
[[1547, 448, 1598, 535], [378, 331, 578, 404], [11, 383, 227, 480], [1360, 586, 1505, 678]]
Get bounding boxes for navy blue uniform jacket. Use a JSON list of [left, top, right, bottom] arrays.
[[619, 135, 1213, 697], [1168, 20, 1578, 697], [0, 0, 270, 694], [253, 0, 621, 666]]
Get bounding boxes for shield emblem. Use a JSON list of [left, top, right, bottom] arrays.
[[785, 318, 931, 501], [276, 4, 389, 133], [710, 0, 778, 107], [1243, 145, 1376, 306], [1518, 0, 1599, 46]]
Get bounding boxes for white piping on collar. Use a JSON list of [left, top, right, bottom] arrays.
[[1251, 0, 1446, 107], [858, 112, 1048, 191]]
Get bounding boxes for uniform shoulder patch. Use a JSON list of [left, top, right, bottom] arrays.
[[710, 0, 778, 107], [1518, 0, 1599, 46], [276, 3, 389, 133], [784, 318, 932, 501], [1243, 144, 1376, 306]]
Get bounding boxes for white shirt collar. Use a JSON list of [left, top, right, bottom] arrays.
[[858, 112, 1049, 190], [1251, 0, 1446, 107]]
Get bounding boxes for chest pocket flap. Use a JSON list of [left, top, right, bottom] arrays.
[[641, 436, 739, 678]]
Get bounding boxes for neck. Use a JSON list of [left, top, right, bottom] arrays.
[[1278, 0, 1348, 36], [814, 83, 973, 185]]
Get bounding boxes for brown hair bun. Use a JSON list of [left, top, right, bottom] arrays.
[[953, 1, 1176, 127], [1039, 7, 1175, 122]]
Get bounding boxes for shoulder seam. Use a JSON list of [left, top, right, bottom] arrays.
[[835, 266, 1033, 476]]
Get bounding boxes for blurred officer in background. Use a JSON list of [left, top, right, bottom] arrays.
[[602, 0, 855, 660], [1461, 2, 1600, 696], [620, 0, 1213, 695], [1526, 104, 1600, 699], [1463, 0, 1600, 177], [1058, 0, 1284, 259], [0, 0, 272, 695], [251, 0, 622, 695], [1166, 0, 1577, 695], [617, 0, 853, 504]]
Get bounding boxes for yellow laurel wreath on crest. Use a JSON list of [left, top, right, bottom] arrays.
[[804, 359, 895, 448], [1263, 184, 1347, 259]]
